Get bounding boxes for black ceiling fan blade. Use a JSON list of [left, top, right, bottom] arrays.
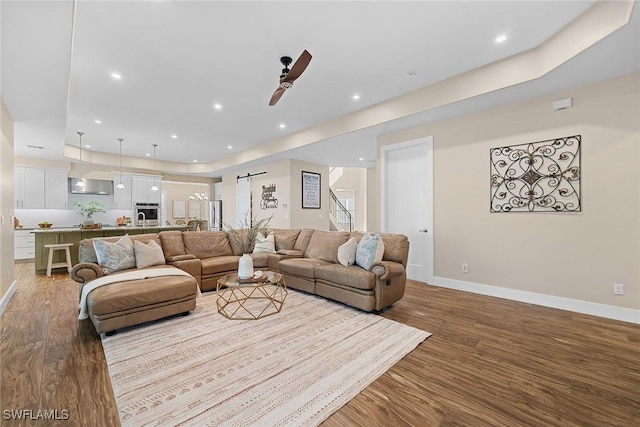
[[269, 87, 287, 106], [282, 50, 312, 83]]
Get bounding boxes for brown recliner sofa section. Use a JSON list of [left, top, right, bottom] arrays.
[[268, 230, 409, 311], [159, 228, 306, 291], [70, 233, 199, 335], [71, 228, 409, 334], [162, 227, 409, 312]]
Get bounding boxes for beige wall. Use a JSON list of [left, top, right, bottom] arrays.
[[222, 159, 292, 229], [1, 98, 16, 305], [366, 167, 379, 232], [222, 158, 330, 230], [329, 167, 368, 231], [378, 72, 640, 310], [289, 159, 330, 230], [163, 181, 210, 223]]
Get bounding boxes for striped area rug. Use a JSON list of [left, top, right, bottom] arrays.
[[101, 288, 431, 426]]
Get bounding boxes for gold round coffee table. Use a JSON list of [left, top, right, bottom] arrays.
[[216, 271, 287, 320]]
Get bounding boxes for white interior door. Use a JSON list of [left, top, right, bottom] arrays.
[[381, 137, 433, 282]]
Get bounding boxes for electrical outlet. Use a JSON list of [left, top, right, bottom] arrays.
[[462, 263, 469, 273], [614, 283, 624, 295]]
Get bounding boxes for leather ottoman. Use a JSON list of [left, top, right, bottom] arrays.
[[85, 272, 198, 335]]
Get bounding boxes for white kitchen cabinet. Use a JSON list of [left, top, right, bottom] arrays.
[[15, 167, 45, 209], [14, 229, 35, 260], [131, 176, 162, 204], [15, 167, 69, 209], [113, 174, 133, 210], [45, 169, 68, 209]]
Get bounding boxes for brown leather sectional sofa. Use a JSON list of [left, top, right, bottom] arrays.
[[71, 228, 409, 334], [71, 233, 199, 335]]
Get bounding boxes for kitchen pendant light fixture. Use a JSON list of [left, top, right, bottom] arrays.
[[116, 138, 125, 189], [76, 131, 86, 187], [189, 192, 208, 201], [150, 144, 159, 192]]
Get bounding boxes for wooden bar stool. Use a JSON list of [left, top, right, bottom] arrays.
[[45, 243, 74, 277]]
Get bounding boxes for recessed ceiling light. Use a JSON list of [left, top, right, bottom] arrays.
[[85, 144, 91, 148], [110, 72, 122, 80], [359, 157, 364, 161], [496, 34, 507, 44], [193, 160, 198, 163], [279, 123, 286, 129], [213, 103, 223, 111], [94, 119, 102, 124], [352, 94, 361, 101], [146, 153, 151, 157], [171, 134, 178, 139], [227, 145, 232, 150]]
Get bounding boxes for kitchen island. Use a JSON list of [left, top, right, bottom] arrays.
[[32, 225, 187, 275]]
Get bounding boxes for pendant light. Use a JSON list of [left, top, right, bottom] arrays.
[[189, 192, 208, 201], [116, 138, 125, 189], [150, 144, 159, 192], [76, 131, 86, 187]]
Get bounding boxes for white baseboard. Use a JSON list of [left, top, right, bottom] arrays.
[[0, 280, 17, 316], [428, 276, 640, 325]]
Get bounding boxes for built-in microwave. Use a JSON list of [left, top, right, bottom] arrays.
[[134, 203, 160, 226]]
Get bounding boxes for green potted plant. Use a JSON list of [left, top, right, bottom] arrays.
[[74, 201, 105, 227]]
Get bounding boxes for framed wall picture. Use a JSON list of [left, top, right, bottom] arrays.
[[172, 200, 186, 218], [302, 171, 321, 209]]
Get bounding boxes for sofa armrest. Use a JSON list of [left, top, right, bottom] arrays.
[[70, 262, 104, 284], [167, 258, 202, 287], [165, 254, 197, 262], [370, 261, 405, 281]]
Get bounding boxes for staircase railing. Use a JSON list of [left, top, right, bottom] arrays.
[[329, 189, 353, 232]]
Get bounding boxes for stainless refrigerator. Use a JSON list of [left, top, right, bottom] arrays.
[[209, 200, 222, 230]]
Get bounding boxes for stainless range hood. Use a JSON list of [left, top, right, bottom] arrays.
[[68, 178, 114, 195]]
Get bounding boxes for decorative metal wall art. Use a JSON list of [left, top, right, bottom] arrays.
[[490, 135, 581, 213], [260, 184, 278, 209]]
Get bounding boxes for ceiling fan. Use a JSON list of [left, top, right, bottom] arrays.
[[269, 50, 312, 106]]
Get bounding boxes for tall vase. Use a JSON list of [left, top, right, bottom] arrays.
[[238, 253, 254, 280], [83, 215, 94, 227]]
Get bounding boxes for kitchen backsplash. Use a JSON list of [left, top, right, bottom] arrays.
[[15, 209, 133, 229]]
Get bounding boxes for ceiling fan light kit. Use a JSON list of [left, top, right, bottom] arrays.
[[269, 50, 312, 106]]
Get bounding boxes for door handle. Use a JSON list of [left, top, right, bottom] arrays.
[[419, 228, 428, 233]]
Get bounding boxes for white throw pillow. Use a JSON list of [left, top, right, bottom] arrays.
[[337, 237, 357, 267], [93, 234, 136, 274], [253, 232, 276, 253], [355, 232, 385, 270], [134, 239, 166, 269]]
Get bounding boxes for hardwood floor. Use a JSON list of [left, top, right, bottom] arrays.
[[2, 262, 639, 426]]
